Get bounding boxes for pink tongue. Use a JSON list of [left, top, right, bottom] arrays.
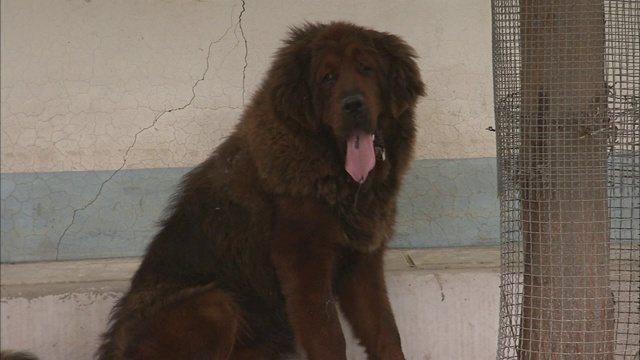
[[345, 130, 375, 183]]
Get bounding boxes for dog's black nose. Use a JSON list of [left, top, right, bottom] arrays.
[[342, 95, 365, 115]]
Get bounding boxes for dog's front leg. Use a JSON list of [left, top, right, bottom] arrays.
[[337, 248, 406, 360], [272, 201, 347, 360]]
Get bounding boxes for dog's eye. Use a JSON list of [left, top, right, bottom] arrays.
[[357, 62, 373, 74], [322, 72, 337, 85]]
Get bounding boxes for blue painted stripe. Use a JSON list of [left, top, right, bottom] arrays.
[[1, 158, 501, 263], [396, 158, 500, 248]]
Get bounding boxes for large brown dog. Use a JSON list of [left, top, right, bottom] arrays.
[[96, 21, 425, 360]]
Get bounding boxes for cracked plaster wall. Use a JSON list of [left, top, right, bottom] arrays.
[[1, 0, 498, 262]]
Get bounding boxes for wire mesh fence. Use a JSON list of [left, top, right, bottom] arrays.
[[492, 0, 639, 359]]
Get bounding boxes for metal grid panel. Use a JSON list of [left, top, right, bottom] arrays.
[[492, 0, 639, 359]]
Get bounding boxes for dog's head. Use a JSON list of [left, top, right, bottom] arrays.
[[269, 22, 425, 182]]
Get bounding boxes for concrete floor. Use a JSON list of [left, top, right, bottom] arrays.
[[1, 247, 502, 360]]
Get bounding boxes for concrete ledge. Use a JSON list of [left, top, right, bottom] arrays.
[[1, 247, 501, 360]]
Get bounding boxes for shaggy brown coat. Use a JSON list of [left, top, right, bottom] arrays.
[[96, 21, 425, 360]]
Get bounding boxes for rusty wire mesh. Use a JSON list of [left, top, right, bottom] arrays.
[[492, 0, 639, 359]]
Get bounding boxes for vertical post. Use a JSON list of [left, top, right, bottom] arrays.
[[518, 1, 615, 359]]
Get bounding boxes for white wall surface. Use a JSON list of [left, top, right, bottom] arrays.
[[1, 0, 495, 174]]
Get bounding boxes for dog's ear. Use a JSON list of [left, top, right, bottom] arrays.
[[269, 23, 325, 132], [372, 32, 426, 118]]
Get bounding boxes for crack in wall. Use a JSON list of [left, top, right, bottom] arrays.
[[237, 0, 248, 105], [54, 8, 247, 260], [434, 274, 446, 302]]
